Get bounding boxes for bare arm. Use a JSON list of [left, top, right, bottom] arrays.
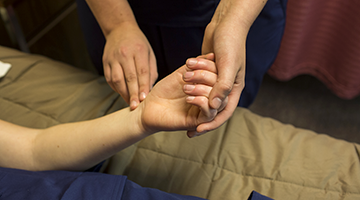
[[0, 108, 144, 171], [85, 0, 136, 36]]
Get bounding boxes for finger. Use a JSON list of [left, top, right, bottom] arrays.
[[187, 130, 207, 138], [208, 53, 245, 110], [187, 130, 197, 138], [197, 85, 242, 133], [183, 69, 217, 86], [183, 84, 212, 98], [186, 96, 217, 123], [197, 53, 215, 61], [104, 63, 117, 94], [134, 52, 150, 102], [218, 96, 228, 113], [186, 58, 217, 73], [120, 59, 140, 110], [110, 62, 130, 103], [149, 48, 158, 88]]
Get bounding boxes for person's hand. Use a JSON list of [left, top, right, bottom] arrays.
[[103, 22, 158, 110], [200, 0, 265, 132], [201, 21, 246, 132], [137, 54, 222, 137]]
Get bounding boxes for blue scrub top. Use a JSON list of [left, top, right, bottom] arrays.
[[128, 0, 220, 27]]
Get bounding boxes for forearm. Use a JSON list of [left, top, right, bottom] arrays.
[[32, 107, 147, 171], [0, 108, 147, 171], [85, 0, 137, 37], [211, 0, 267, 33]]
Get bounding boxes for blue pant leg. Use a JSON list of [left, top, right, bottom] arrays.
[[239, 0, 288, 107]]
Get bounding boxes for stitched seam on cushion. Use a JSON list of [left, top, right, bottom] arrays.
[[0, 97, 60, 123], [136, 146, 360, 196], [0, 60, 42, 89]]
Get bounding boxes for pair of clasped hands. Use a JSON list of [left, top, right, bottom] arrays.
[[134, 53, 229, 138]]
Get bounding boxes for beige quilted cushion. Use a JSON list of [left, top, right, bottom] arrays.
[[0, 46, 127, 128], [1, 46, 359, 199]]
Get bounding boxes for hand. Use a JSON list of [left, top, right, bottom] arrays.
[[201, 0, 260, 132], [138, 55, 221, 137], [201, 23, 246, 132], [103, 22, 158, 110]]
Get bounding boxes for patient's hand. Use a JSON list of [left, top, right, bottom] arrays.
[[138, 54, 220, 137]]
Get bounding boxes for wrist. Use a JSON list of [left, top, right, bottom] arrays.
[[104, 21, 139, 39], [130, 101, 157, 137]]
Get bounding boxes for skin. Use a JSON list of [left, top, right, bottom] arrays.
[[85, 0, 267, 120], [86, 0, 158, 110], [0, 56, 221, 172], [201, 0, 268, 131]]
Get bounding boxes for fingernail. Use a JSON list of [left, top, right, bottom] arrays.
[[130, 100, 137, 109], [187, 58, 197, 67], [186, 96, 195, 101], [212, 97, 222, 109], [184, 84, 195, 92], [210, 108, 217, 116], [184, 72, 194, 79], [187, 132, 195, 138], [140, 92, 146, 100], [193, 131, 207, 137]]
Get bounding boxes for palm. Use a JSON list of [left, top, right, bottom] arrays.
[[140, 66, 205, 133]]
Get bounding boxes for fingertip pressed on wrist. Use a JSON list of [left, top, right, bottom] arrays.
[[139, 92, 147, 101], [130, 100, 139, 110]]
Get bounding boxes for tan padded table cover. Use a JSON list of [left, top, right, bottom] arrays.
[[0, 46, 359, 199]]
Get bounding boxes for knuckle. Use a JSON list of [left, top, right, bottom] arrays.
[[111, 76, 122, 84], [105, 77, 112, 84], [134, 43, 146, 52], [118, 47, 130, 57], [218, 80, 233, 95], [139, 67, 149, 76], [102, 55, 108, 63], [199, 96, 207, 104], [125, 73, 137, 83]]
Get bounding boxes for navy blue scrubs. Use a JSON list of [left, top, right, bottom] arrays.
[[75, 0, 287, 107], [0, 167, 272, 199]]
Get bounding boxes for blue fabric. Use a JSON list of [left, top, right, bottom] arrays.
[[248, 191, 274, 200], [128, 0, 219, 27], [0, 168, 273, 199], [0, 167, 123, 200], [239, 0, 288, 107], [0, 167, 205, 200], [75, 0, 288, 107]]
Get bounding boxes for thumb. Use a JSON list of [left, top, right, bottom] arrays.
[[209, 75, 234, 109]]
